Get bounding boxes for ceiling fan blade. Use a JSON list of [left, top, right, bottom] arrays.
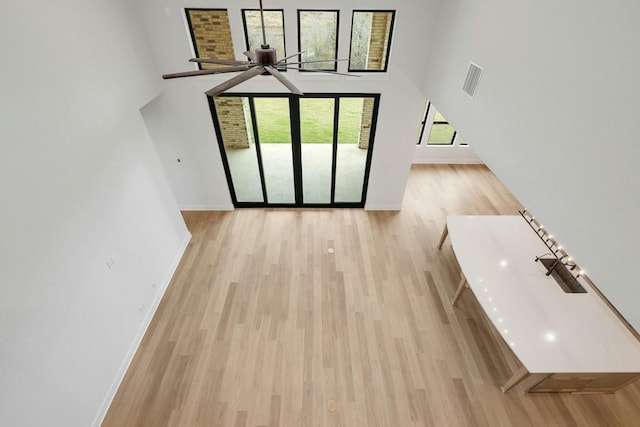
[[277, 51, 306, 64], [281, 67, 356, 77], [283, 59, 348, 66], [205, 66, 265, 97], [190, 58, 250, 66], [163, 66, 250, 79], [244, 51, 257, 61], [264, 66, 303, 95]]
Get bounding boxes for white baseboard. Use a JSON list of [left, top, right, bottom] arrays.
[[179, 204, 234, 211], [412, 158, 484, 164], [413, 145, 483, 165], [365, 204, 402, 211], [92, 230, 192, 427]]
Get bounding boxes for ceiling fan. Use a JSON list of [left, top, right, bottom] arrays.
[[162, 0, 351, 97]]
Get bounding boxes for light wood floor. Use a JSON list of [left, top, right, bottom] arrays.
[[104, 164, 640, 426]]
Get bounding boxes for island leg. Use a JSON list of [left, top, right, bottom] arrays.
[[501, 366, 530, 392], [437, 223, 449, 249], [451, 273, 469, 306]]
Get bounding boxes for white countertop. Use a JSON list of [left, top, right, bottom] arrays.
[[447, 215, 640, 373]]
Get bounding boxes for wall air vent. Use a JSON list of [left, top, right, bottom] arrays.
[[462, 62, 483, 98]]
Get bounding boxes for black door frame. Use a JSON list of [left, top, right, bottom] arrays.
[[208, 93, 380, 208]]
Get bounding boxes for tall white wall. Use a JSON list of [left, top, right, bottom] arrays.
[[423, 0, 640, 330], [138, 0, 440, 210], [0, 1, 190, 426]]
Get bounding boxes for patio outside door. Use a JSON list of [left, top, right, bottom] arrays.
[[209, 93, 379, 208]]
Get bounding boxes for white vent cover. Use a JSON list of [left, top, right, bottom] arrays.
[[463, 62, 483, 98]]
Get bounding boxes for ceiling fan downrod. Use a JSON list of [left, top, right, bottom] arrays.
[[259, 0, 268, 48], [255, 0, 277, 65]]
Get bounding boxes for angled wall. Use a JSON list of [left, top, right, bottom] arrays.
[[422, 0, 640, 330]]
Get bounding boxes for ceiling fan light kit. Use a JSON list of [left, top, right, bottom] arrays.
[[162, 0, 352, 97]]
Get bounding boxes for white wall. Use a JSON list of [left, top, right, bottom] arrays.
[[141, 92, 235, 210], [422, 0, 640, 331], [138, 0, 440, 210], [0, 1, 190, 426]]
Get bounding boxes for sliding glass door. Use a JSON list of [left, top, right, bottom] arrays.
[[209, 93, 379, 208], [300, 98, 334, 204], [253, 97, 295, 203]]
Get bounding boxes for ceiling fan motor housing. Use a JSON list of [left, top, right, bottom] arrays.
[[256, 46, 277, 65]]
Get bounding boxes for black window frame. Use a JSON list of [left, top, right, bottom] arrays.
[[297, 9, 340, 72], [417, 101, 468, 147], [241, 8, 287, 70], [428, 113, 457, 146], [416, 101, 432, 146], [209, 93, 380, 208], [347, 10, 396, 73], [185, 8, 233, 71]]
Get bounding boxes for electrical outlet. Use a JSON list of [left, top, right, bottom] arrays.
[[138, 304, 146, 314], [151, 282, 157, 289]]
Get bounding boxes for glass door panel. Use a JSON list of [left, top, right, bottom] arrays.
[[214, 97, 264, 203], [335, 97, 371, 202], [300, 98, 335, 203], [212, 94, 377, 208], [253, 97, 295, 204]]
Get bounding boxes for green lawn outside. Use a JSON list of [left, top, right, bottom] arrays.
[[428, 123, 456, 145], [337, 98, 363, 143], [434, 110, 447, 122], [253, 98, 292, 143], [253, 97, 363, 144]]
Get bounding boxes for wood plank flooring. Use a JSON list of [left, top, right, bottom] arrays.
[[103, 164, 640, 426]]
